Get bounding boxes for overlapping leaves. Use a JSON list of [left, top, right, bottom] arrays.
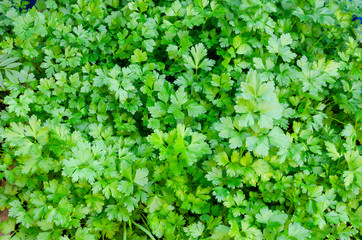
[[0, 0, 361, 239]]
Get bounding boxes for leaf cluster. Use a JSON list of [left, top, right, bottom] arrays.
[[0, 0, 361, 239]]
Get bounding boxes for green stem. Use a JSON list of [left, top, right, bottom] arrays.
[[323, 36, 335, 50], [328, 116, 347, 125], [140, 212, 152, 233], [290, 20, 298, 30], [287, 204, 294, 215], [310, 31, 328, 52], [123, 222, 127, 240], [130, 220, 156, 240], [201, 17, 208, 32], [128, 220, 132, 231], [274, 54, 279, 67], [32, 62, 42, 73], [168, 56, 180, 72], [11, 228, 20, 237]]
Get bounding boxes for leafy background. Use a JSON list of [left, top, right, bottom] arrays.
[[0, 0, 361, 239]]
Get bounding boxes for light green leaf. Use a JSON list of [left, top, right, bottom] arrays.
[[280, 33, 293, 46], [211, 225, 230, 240], [0, 218, 15, 235], [186, 102, 206, 117], [186, 222, 205, 238], [325, 142, 340, 160], [288, 223, 311, 240], [134, 168, 149, 186], [325, 212, 340, 224], [246, 136, 269, 157], [148, 196, 163, 213], [75, 228, 96, 240], [131, 49, 147, 63], [343, 171, 354, 187], [268, 127, 290, 149], [183, 43, 215, 71]]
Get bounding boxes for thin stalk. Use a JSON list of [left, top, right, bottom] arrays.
[[310, 31, 328, 52], [274, 54, 279, 67], [328, 116, 347, 125], [131, 220, 156, 240], [168, 56, 181, 72], [123, 222, 127, 240], [323, 36, 335, 50], [140, 212, 152, 233]]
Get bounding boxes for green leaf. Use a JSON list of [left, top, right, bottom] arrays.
[[37, 232, 52, 240], [0, 218, 15, 235], [118, 180, 134, 195], [185, 222, 205, 238], [186, 102, 206, 117], [338, 226, 358, 240], [148, 196, 163, 213], [211, 73, 233, 90], [143, 39, 156, 52], [325, 211, 340, 224], [256, 207, 274, 224], [211, 225, 231, 240], [214, 117, 235, 139], [75, 228, 96, 240], [343, 171, 354, 187], [267, 34, 296, 62], [131, 49, 148, 63], [268, 127, 290, 149], [246, 136, 269, 157], [213, 187, 229, 202], [206, 167, 223, 185], [280, 33, 293, 46], [134, 168, 149, 186], [325, 142, 340, 160], [341, 124, 355, 138], [251, 159, 271, 178], [105, 205, 129, 222], [256, 207, 288, 226], [287, 223, 311, 240], [165, 1, 185, 17], [183, 43, 215, 71], [171, 88, 188, 106]]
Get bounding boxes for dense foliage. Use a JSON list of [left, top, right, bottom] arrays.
[[0, 0, 361, 239]]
